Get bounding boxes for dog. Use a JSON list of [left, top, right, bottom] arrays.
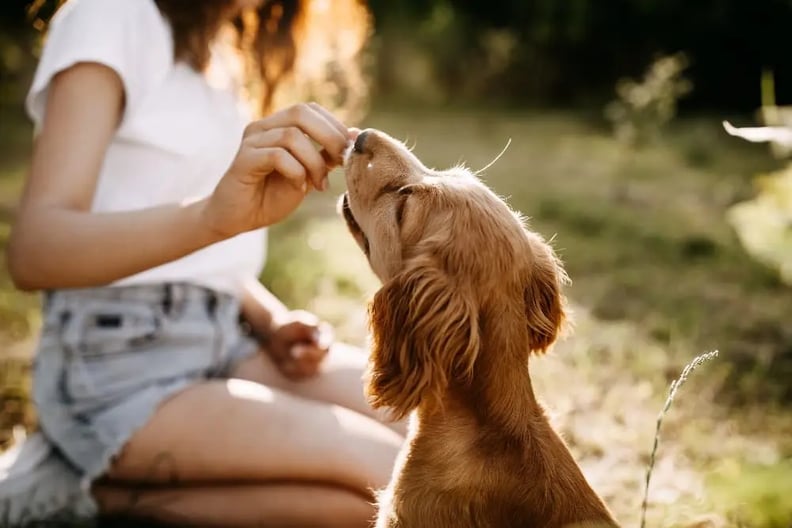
[[339, 129, 619, 528]]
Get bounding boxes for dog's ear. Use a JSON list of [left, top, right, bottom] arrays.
[[366, 262, 480, 420], [524, 235, 568, 353]]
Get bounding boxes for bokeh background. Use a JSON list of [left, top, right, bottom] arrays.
[[2, 1, 792, 526]]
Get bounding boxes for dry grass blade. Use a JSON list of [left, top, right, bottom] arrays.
[[640, 350, 720, 528]]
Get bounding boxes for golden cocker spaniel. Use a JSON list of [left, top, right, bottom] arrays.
[[340, 129, 618, 528]]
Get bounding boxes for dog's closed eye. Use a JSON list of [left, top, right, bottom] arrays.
[[376, 183, 415, 227], [395, 187, 412, 225]]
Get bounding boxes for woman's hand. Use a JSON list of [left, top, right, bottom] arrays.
[[202, 102, 352, 238], [264, 310, 335, 381], [238, 277, 332, 381]]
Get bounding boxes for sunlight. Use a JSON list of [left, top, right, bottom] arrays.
[[225, 378, 276, 403]]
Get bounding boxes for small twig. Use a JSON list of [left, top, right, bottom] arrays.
[[640, 350, 719, 528]]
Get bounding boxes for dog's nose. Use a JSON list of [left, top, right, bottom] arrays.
[[353, 130, 370, 154]]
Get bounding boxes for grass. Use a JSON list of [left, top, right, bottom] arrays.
[[641, 350, 720, 528], [1, 104, 791, 526]]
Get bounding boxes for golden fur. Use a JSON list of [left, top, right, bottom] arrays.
[[339, 129, 619, 528]]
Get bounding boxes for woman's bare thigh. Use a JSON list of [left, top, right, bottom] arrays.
[[106, 379, 401, 498], [230, 343, 407, 435], [96, 482, 375, 528]]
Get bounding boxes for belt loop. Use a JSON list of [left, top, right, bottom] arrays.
[[206, 290, 218, 318], [162, 284, 173, 316], [43, 290, 54, 312]]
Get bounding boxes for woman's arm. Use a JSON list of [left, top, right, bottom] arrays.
[[8, 62, 350, 291], [239, 276, 290, 338], [8, 63, 222, 290], [239, 276, 335, 380]]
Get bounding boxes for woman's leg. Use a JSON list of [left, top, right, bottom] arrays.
[[105, 379, 401, 500], [230, 343, 407, 436], [96, 483, 374, 528]]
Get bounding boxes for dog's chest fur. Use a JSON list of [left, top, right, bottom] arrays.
[[376, 410, 543, 528]]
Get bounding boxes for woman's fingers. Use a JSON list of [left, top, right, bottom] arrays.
[[306, 104, 357, 169], [253, 147, 308, 192], [291, 343, 326, 364], [247, 127, 329, 190], [250, 103, 349, 164], [283, 344, 326, 380], [307, 102, 349, 139], [316, 321, 335, 350]]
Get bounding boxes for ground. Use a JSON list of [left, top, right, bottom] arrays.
[[1, 106, 791, 527]]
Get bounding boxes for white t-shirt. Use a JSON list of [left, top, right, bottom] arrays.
[[26, 0, 266, 297]]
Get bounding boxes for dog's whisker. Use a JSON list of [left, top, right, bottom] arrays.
[[474, 137, 513, 175]]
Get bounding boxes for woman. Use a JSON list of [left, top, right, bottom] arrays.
[[0, 0, 402, 526]]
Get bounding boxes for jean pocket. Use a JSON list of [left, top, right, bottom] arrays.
[[62, 301, 165, 402]]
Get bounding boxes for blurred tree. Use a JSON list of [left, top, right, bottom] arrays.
[[367, 0, 792, 111]]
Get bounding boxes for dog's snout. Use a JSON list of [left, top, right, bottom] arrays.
[[353, 130, 370, 154]]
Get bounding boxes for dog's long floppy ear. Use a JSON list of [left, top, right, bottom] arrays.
[[524, 235, 568, 353], [366, 262, 480, 420]]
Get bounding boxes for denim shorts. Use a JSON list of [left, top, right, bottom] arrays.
[[32, 282, 258, 501]]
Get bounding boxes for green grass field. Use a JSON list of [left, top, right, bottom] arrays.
[[1, 104, 791, 526]]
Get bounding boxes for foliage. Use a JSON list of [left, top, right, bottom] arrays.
[[709, 458, 792, 528], [605, 53, 692, 147], [723, 74, 792, 286], [365, 0, 792, 110], [727, 165, 792, 285]]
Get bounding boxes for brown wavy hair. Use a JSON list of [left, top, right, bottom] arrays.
[[34, 0, 371, 119], [162, 0, 372, 118]]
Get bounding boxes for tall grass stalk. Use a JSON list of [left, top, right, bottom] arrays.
[[640, 350, 719, 528]]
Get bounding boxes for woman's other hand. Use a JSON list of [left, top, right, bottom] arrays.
[[264, 310, 335, 381], [202, 102, 353, 238]]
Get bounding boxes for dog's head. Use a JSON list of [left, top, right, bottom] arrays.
[[339, 129, 568, 419]]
